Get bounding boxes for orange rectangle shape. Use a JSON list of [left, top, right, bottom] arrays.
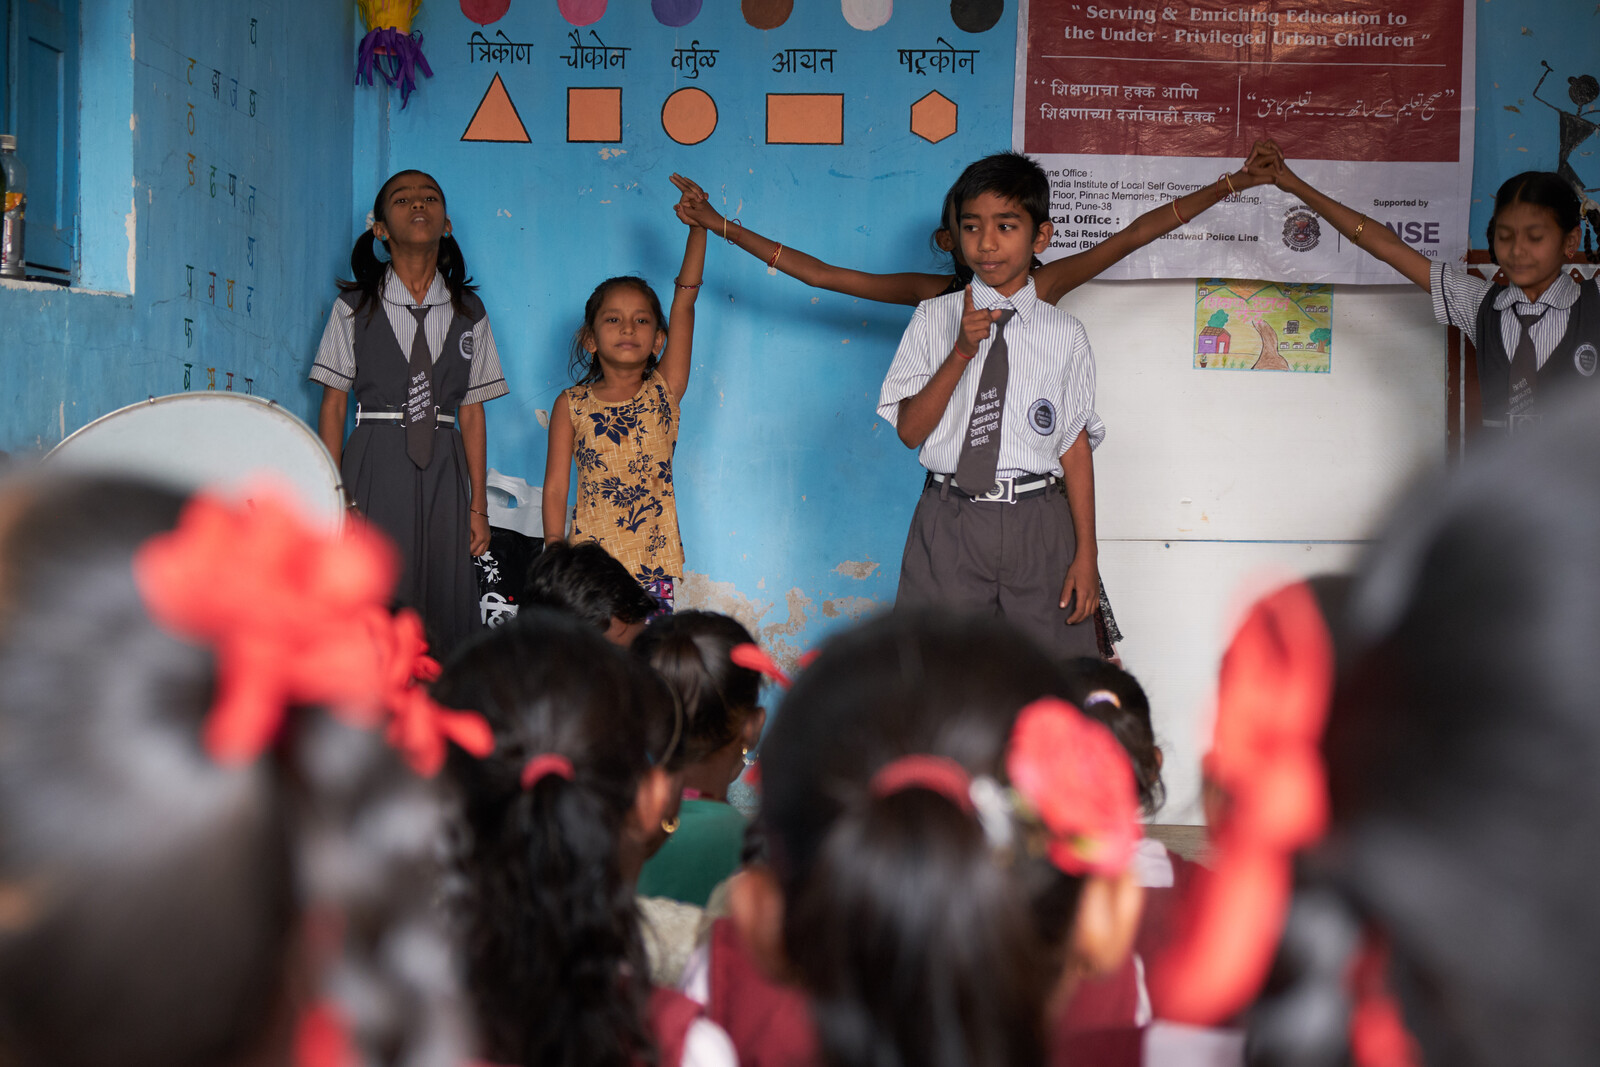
[[765, 93, 843, 145], [568, 87, 623, 143]]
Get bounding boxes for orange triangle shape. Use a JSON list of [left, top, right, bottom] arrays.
[[462, 73, 531, 143]]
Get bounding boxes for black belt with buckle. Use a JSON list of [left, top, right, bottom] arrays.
[[925, 471, 1055, 503]]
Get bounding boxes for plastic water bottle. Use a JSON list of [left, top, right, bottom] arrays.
[[1, 135, 26, 279]]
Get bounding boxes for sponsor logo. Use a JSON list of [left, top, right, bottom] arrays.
[[1282, 207, 1321, 253], [1027, 398, 1056, 435]]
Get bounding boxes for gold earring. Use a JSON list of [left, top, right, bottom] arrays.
[[661, 815, 680, 834]]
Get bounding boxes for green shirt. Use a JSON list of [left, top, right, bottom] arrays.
[[637, 798, 747, 907]]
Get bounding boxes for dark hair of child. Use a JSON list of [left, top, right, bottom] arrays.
[[569, 276, 669, 386], [0, 477, 470, 1067], [525, 540, 659, 632], [759, 609, 1091, 1067], [435, 609, 681, 1067], [339, 168, 479, 319], [1485, 170, 1582, 262], [1249, 401, 1600, 1067], [632, 610, 761, 766], [1062, 657, 1164, 817], [947, 150, 1052, 235]]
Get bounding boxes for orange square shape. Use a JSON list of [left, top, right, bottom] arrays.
[[766, 93, 843, 145], [568, 87, 623, 143]]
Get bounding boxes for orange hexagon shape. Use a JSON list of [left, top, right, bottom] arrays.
[[911, 91, 957, 144]]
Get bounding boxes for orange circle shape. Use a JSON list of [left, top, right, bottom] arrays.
[[662, 88, 718, 145]]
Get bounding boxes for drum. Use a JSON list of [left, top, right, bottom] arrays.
[[46, 393, 345, 531]]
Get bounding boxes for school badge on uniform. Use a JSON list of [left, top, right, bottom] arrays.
[[459, 333, 475, 360], [1028, 398, 1056, 435], [1575, 342, 1597, 377]]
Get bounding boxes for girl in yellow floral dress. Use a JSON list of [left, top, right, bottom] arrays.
[[542, 203, 707, 613]]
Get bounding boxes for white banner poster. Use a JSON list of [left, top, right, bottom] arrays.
[[1012, 1, 1476, 284]]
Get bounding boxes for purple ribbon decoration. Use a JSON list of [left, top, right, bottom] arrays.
[[356, 28, 434, 109]]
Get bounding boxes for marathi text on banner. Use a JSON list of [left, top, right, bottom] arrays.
[[1012, 1, 1475, 284]]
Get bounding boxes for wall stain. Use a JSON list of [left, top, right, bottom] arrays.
[[821, 595, 877, 620], [833, 559, 878, 580]]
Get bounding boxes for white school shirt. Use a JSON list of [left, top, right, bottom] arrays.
[[877, 277, 1104, 479], [1430, 260, 1582, 372], [309, 268, 510, 406]]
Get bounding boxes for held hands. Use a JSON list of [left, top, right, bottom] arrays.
[[1059, 553, 1099, 625], [670, 173, 724, 230], [956, 285, 1001, 359], [1237, 139, 1282, 189]]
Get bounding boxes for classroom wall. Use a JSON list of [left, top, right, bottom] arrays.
[[0, 0, 355, 454], [4, 0, 1590, 823]]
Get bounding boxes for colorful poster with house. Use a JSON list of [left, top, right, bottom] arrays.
[[1194, 280, 1332, 373]]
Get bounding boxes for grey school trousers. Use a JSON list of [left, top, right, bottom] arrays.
[[895, 478, 1099, 660]]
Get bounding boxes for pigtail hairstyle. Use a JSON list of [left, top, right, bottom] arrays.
[[435, 610, 678, 1067], [569, 277, 668, 386], [633, 611, 761, 766], [0, 476, 473, 1067], [339, 169, 478, 321], [760, 610, 1098, 1067]]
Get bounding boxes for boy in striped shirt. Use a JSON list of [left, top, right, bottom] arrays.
[[878, 151, 1104, 658]]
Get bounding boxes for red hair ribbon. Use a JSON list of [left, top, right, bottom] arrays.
[[294, 1000, 354, 1067], [378, 609, 494, 777], [870, 754, 976, 813], [1349, 937, 1422, 1067], [134, 485, 492, 774], [521, 753, 576, 790], [730, 642, 791, 688], [1006, 698, 1141, 877], [1149, 580, 1334, 1025]]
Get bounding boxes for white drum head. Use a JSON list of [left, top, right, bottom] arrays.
[[46, 393, 345, 531]]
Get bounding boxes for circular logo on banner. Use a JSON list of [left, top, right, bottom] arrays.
[[1577, 343, 1599, 377], [459, 332, 475, 360], [1028, 398, 1056, 435], [1282, 207, 1321, 253]]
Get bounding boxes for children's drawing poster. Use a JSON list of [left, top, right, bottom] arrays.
[[1193, 279, 1332, 373], [1012, 0, 1475, 283]]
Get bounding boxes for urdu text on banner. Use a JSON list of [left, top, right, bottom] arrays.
[[1011, 1, 1476, 284]]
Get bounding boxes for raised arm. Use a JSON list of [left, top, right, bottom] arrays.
[[1269, 142, 1433, 291], [659, 208, 707, 403], [670, 173, 950, 306], [1033, 140, 1279, 303]]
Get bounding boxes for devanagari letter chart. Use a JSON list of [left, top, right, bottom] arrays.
[[1012, 1, 1475, 283]]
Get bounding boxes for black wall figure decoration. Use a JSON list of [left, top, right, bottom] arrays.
[[1533, 60, 1600, 260]]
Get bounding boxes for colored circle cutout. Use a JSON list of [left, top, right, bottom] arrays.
[[460, 0, 511, 25], [742, 0, 793, 29], [558, 0, 606, 26], [652, 0, 702, 27], [950, 0, 1002, 33], [842, 0, 891, 31], [662, 88, 718, 145]]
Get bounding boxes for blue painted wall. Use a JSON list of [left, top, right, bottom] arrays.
[[376, 1, 1018, 657], [1, 0, 354, 452], [1470, 0, 1598, 244]]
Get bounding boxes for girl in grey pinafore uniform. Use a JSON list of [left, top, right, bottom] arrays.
[[311, 170, 509, 655]]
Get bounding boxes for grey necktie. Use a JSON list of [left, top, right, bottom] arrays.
[[1507, 307, 1544, 428], [954, 309, 1015, 496], [405, 305, 435, 469]]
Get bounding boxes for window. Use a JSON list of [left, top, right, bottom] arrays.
[[4, 0, 79, 279]]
